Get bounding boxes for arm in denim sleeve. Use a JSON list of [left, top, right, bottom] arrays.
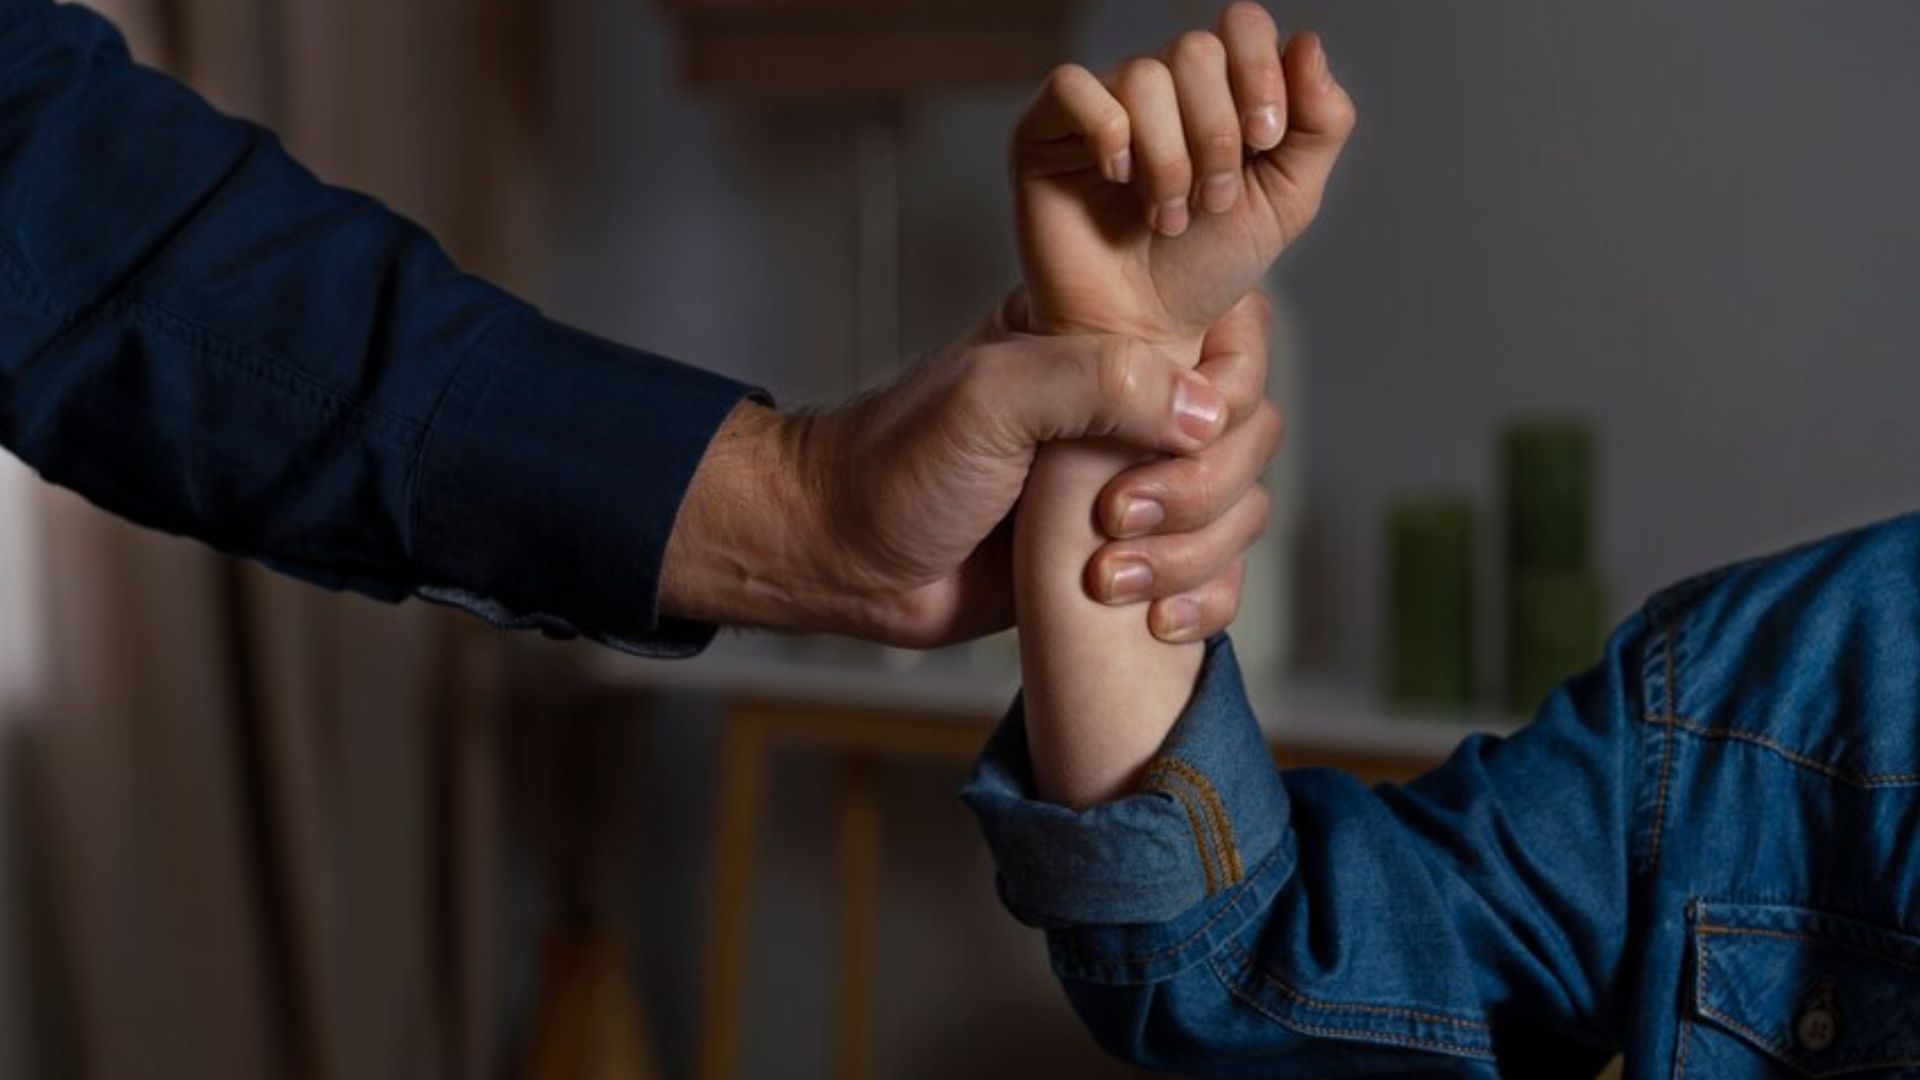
[[965, 622, 1647, 1077], [0, 1, 756, 654]]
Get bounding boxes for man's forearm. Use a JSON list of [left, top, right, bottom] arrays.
[[658, 401, 848, 636]]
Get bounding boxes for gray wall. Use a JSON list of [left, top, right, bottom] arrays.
[[548, 0, 1920, 686], [1266, 0, 1920, 680], [537, 1, 1920, 1076]]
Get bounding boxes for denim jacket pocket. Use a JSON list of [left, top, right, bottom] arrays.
[[1682, 900, 1920, 1078]]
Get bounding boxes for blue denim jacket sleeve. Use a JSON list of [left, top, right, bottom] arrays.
[[964, 627, 1647, 1077], [0, 0, 757, 655]]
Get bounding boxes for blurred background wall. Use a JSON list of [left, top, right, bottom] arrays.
[[0, 0, 1916, 1078]]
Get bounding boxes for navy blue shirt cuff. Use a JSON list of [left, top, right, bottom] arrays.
[[962, 636, 1293, 933], [410, 303, 763, 656]]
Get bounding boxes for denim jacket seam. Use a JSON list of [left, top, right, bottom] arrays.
[[1652, 714, 1920, 789], [1142, 756, 1246, 891], [1642, 572, 1712, 878], [1695, 1008, 1920, 1075], [1673, 1015, 1696, 1079], [1051, 841, 1291, 981], [1209, 946, 1496, 1060], [1148, 776, 1222, 894], [1696, 922, 1920, 976], [1693, 928, 1920, 1074], [1690, 900, 1920, 1073], [1148, 757, 1243, 881], [1640, 600, 1682, 878], [1219, 937, 1491, 1031]]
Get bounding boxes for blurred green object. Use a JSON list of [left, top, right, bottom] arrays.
[[1502, 420, 1593, 572], [1386, 495, 1476, 709], [1501, 418, 1604, 713], [1508, 570, 1607, 712]]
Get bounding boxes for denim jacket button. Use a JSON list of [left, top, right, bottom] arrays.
[[1796, 998, 1838, 1054]]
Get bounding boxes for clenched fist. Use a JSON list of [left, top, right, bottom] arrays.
[[1014, 3, 1357, 354]]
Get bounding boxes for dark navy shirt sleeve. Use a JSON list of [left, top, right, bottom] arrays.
[[0, 0, 758, 655], [963, 630, 1648, 1077]]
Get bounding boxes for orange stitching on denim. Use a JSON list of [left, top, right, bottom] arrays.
[[1696, 998, 1920, 1074], [1694, 918, 1920, 1073], [1674, 1017, 1693, 1079], [1222, 939, 1490, 1032], [1664, 718, 1920, 788], [1151, 759, 1240, 882], [1209, 953, 1495, 1060], [1144, 769, 1222, 895], [1143, 761, 1229, 891], [1697, 925, 1712, 1046], [1151, 758, 1244, 884], [1697, 922, 1920, 977]]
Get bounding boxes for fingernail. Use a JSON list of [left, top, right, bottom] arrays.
[[1245, 104, 1283, 150], [1200, 172, 1238, 214], [1117, 497, 1166, 537], [1173, 375, 1225, 444], [1108, 149, 1133, 184], [1156, 598, 1203, 641], [1103, 557, 1154, 603], [1154, 197, 1190, 237]]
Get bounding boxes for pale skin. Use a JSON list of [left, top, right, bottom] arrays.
[[655, 53, 1317, 655], [1012, 4, 1357, 808], [655, 306, 1274, 648]]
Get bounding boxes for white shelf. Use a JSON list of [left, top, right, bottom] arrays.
[[593, 634, 1524, 762]]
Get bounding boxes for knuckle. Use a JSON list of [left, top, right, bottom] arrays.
[[1172, 30, 1226, 67], [1207, 351, 1257, 410], [1248, 483, 1275, 528], [955, 346, 1023, 440], [1091, 108, 1131, 147], [1193, 577, 1242, 633], [1286, 184, 1325, 228], [1181, 455, 1221, 515], [1222, 0, 1276, 36], [1205, 351, 1251, 401], [1156, 166, 1195, 199], [1198, 129, 1243, 163], [1255, 400, 1286, 448], [1092, 337, 1146, 412], [1244, 288, 1274, 326], [954, 341, 999, 402], [1045, 62, 1089, 96], [1172, 535, 1211, 582], [1148, 153, 1194, 194], [1118, 56, 1171, 93], [1327, 92, 1360, 137], [1217, 571, 1245, 623]]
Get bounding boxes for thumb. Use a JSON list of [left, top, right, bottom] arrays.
[[972, 333, 1228, 455]]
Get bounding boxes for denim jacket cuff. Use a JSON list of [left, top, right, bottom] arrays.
[[962, 636, 1293, 975], [410, 303, 764, 656]]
